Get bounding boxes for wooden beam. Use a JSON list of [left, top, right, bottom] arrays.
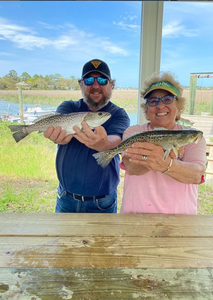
[[138, 1, 164, 124]]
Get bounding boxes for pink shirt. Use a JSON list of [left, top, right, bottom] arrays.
[[120, 123, 207, 215]]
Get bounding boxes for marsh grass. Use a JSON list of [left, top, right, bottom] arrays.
[[0, 89, 138, 111], [1, 89, 213, 113]]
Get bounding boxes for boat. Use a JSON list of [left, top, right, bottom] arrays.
[[24, 105, 55, 117], [0, 114, 21, 123], [0, 105, 55, 124]]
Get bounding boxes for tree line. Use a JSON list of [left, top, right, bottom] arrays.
[[0, 70, 80, 90]]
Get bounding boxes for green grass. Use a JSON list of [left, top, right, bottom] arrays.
[[197, 184, 213, 215], [0, 178, 56, 212], [0, 121, 57, 212], [0, 122, 57, 179]]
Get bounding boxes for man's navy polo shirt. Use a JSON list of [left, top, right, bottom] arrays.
[[55, 98, 130, 196]]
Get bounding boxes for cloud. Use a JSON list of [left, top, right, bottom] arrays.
[[113, 21, 140, 32], [0, 17, 50, 50], [0, 17, 128, 56], [0, 18, 35, 35], [113, 14, 140, 33], [163, 21, 199, 38], [53, 35, 78, 49], [0, 52, 11, 56], [37, 21, 64, 30], [101, 42, 128, 56]]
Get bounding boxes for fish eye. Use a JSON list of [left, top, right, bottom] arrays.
[[98, 112, 103, 116]]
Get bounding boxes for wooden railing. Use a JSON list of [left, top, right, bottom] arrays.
[[206, 142, 213, 157], [205, 142, 213, 185]]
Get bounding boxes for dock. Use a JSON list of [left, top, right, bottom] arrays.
[[182, 114, 213, 142]]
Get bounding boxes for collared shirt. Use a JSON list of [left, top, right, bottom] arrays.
[[56, 98, 130, 196]]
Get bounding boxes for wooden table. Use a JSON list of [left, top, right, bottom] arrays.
[[0, 213, 213, 299]]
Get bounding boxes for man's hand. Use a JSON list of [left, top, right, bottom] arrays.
[[73, 121, 108, 151], [44, 127, 73, 145]]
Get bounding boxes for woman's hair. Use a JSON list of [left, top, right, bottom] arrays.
[[140, 72, 186, 121]]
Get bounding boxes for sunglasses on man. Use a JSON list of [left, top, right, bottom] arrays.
[[80, 76, 109, 86]]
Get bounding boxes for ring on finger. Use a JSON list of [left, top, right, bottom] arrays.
[[142, 155, 147, 161]]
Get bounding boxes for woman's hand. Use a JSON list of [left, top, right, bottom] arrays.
[[123, 142, 172, 174]]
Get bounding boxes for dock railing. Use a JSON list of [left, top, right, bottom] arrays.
[[205, 142, 213, 186]]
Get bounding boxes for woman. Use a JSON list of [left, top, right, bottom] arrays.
[[120, 72, 206, 214]]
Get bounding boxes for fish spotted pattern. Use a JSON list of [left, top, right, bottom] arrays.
[[93, 128, 203, 168], [8, 111, 111, 143]]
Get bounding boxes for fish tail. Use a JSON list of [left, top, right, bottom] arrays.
[[8, 125, 29, 143], [93, 150, 115, 168]]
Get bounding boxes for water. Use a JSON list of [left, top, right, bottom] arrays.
[[128, 111, 137, 125], [0, 100, 137, 125], [0, 100, 57, 116]]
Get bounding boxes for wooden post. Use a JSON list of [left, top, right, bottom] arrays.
[[189, 75, 197, 115], [205, 143, 213, 187], [210, 87, 213, 116], [18, 86, 24, 123]]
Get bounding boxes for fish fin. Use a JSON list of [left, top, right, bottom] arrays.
[[163, 150, 170, 161], [93, 150, 114, 168], [8, 125, 28, 143], [172, 146, 179, 157]]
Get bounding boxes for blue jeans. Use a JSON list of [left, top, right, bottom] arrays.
[[55, 186, 117, 213]]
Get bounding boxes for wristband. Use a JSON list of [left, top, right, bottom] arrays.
[[162, 159, 173, 174]]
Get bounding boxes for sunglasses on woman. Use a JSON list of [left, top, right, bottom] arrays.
[[82, 76, 108, 86], [146, 95, 177, 107]]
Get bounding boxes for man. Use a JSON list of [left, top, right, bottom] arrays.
[[44, 59, 130, 213]]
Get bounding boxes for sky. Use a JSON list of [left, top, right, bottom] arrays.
[[0, 1, 213, 88]]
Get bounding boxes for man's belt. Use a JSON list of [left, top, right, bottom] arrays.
[[71, 193, 106, 201]]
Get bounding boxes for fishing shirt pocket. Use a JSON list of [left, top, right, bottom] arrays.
[[57, 185, 67, 199]]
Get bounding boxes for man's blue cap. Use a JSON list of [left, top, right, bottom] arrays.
[[81, 59, 111, 79]]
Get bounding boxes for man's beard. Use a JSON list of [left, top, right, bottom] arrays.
[[83, 90, 112, 110]]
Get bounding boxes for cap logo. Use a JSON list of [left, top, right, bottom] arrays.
[[91, 60, 101, 69]]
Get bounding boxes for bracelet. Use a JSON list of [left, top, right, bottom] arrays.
[[162, 159, 173, 174]]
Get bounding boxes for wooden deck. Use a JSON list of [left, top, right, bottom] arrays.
[[182, 114, 213, 142], [0, 213, 213, 299]]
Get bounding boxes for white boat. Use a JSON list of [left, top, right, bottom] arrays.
[[1, 105, 55, 124], [24, 105, 55, 117], [0, 114, 21, 123]]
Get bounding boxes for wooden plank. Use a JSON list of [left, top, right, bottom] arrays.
[[1, 236, 213, 269], [0, 268, 212, 300], [206, 142, 213, 155], [205, 170, 213, 175], [1, 213, 213, 237]]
